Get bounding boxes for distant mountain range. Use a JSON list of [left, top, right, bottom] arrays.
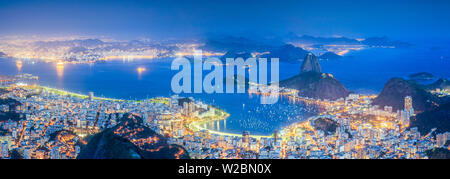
[[217, 44, 342, 64], [0, 38, 178, 62], [207, 34, 412, 49], [203, 34, 410, 64], [285, 34, 360, 45], [408, 72, 435, 81], [318, 52, 343, 60], [33, 38, 104, 48], [201, 36, 275, 52], [284, 33, 412, 47], [361, 36, 412, 48], [261, 44, 310, 63], [1, 34, 410, 63]]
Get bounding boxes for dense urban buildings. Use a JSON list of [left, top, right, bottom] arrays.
[[1, 79, 448, 159]]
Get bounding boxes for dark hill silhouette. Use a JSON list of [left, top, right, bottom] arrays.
[[77, 127, 146, 159], [0, 98, 24, 122], [318, 52, 342, 60], [280, 53, 350, 100], [425, 148, 450, 159], [373, 78, 439, 112], [312, 117, 339, 135], [77, 113, 189, 159], [281, 72, 350, 100], [261, 44, 309, 63], [410, 102, 450, 135], [0, 88, 9, 95], [408, 72, 434, 81]]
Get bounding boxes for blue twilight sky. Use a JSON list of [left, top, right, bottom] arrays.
[[0, 0, 450, 41]]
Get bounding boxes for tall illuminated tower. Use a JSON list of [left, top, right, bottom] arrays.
[[404, 96, 412, 112], [402, 96, 414, 127]]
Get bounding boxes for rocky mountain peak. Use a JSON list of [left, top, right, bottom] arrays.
[[300, 53, 322, 73]]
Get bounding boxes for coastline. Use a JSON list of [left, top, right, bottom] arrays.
[[3, 81, 335, 139], [9, 84, 269, 138], [25, 85, 283, 138], [33, 86, 318, 139]]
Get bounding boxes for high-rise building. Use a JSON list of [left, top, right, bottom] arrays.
[[1, 141, 8, 158], [384, 106, 393, 113], [242, 131, 250, 143], [23, 148, 31, 159], [143, 112, 150, 124], [50, 147, 60, 159], [274, 130, 279, 144], [398, 96, 414, 128], [88, 92, 94, 101], [404, 96, 413, 113]]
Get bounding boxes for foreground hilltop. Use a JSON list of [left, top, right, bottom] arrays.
[[425, 148, 450, 159], [280, 53, 350, 100], [312, 117, 339, 136], [77, 113, 189, 159], [410, 102, 450, 135]]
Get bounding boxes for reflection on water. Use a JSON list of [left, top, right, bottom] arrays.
[[16, 60, 22, 72], [56, 61, 64, 78], [199, 93, 317, 135], [137, 67, 146, 79]]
